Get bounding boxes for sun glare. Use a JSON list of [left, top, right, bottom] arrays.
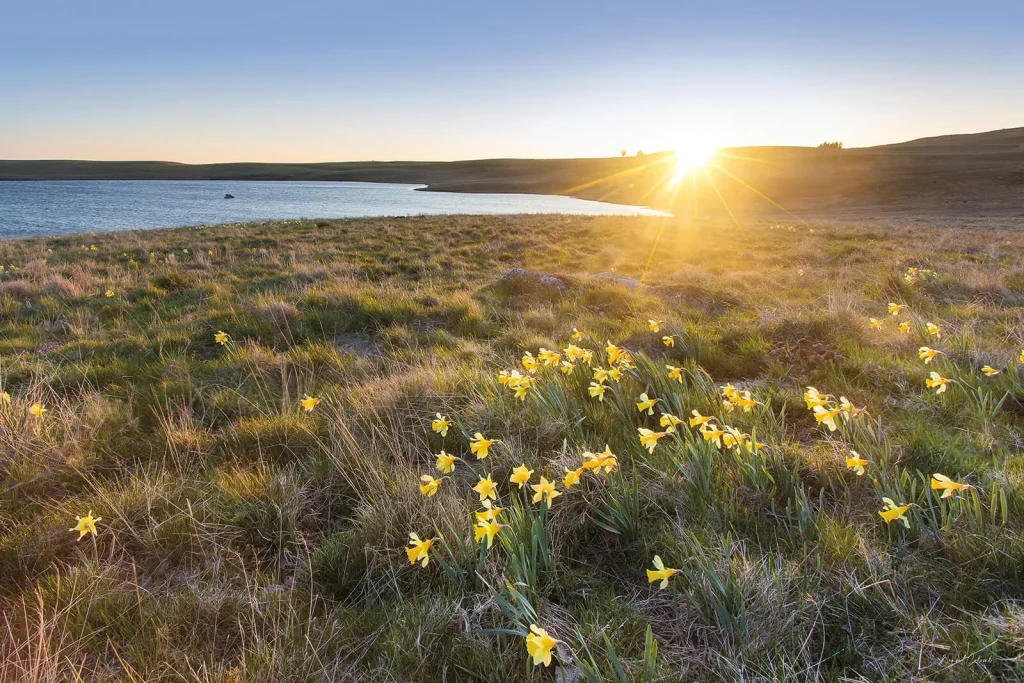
[[669, 143, 718, 184]]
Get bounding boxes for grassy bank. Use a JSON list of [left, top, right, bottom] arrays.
[[1, 214, 1024, 681]]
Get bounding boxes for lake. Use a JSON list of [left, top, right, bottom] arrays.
[[0, 180, 665, 238]]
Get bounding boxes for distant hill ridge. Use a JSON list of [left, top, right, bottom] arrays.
[[2, 127, 1022, 216]]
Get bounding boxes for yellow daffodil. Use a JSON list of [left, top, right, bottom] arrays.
[[592, 367, 609, 383], [474, 518, 504, 547], [604, 341, 622, 364], [689, 410, 713, 428], [732, 391, 759, 412], [513, 376, 537, 401], [582, 445, 617, 473], [1019, 350, 1024, 364], [981, 365, 1000, 377], [588, 381, 608, 401], [571, 327, 583, 342], [845, 451, 868, 476], [839, 396, 865, 419], [475, 499, 502, 523], [472, 474, 498, 503], [105, 289, 114, 298], [813, 404, 842, 432], [562, 344, 584, 361], [521, 351, 539, 374], [431, 413, 451, 437], [406, 532, 434, 567], [469, 433, 495, 459], [662, 335, 676, 347], [926, 322, 941, 339], [525, 624, 559, 667], [638, 427, 668, 454], [538, 348, 562, 367], [918, 346, 941, 364], [721, 384, 740, 401], [931, 473, 971, 499], [898, 321, 911, 334], [563, 467, 583, 489], [29, 403, 46, 418], [636, 392, 657, 415], [666, 365, 683, 383], [435, 451, 457, 474], [70, 511, 101, 540], [878, 498, 911, 528], [659, 413, 682, 432], [300, 395, 320, 412], [419, 474, 442, 497], [580, 349, 594, 365], [803, 387, 831, 410], [648, 319, 663, 333], [530, 477, 561, 506], [214, 330, 230, 345], [926, 371, 950, 394], [888, 302, 905, 316], [559, 360, 575, 375], [700, 423, 725, 448], [1, 391, 9, 405], [510, 464, 534, 489], [607, 366, 623, 382], [646, 555, 678, 589], [869, 318, 884, 330]]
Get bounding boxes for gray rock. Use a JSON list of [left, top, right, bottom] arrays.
[[591, 272, 646, 290], [498, 268, 569, 292]]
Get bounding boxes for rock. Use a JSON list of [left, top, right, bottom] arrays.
[[498, 268, 569, 292], [224, 194, 235, 199], [591, 272, 646, 290]]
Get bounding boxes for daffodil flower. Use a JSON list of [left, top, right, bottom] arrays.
[[926, 322, 941, 339], [1, 391, 10, 405], [666, 365, 683, 383], [300, 395, 320, 412], [662, 335, 676, 347], [530, 477, 561, 506], [214, 331, 229, 345], [636, 393, 658, 415], [538, 348, 562, 367], [732, 391, 759, 412], [931, 473, 971, 499], [435, 451, 457, 474], [898, 321, 911, 334], [582, 445, 617, 473], [918, 346, 941, 364], [70, 511, 101, 540], [888, 302, 905, 316], [845, 451, 868, 476], [588, 381, 608, 401], [659, 413, 682, 432], [925, 371, 950, 394], [563, 467, 583, 489], [406, 532, 434, 567], [474, 518, 504, 547], [571, 328, 583, 342], [869, 318, 884, 330], [431, 413, 451, 437], [688, 410, 712, 428], [592, 367, 608, 383], [607, 366, 623, 382], [472, 475, 498, 503], [813, 405, 842, 431], [105, 289, 114, 298], [981, 365, 1000, 377], [839, 396, 865, 419], [475, 499, 503, 523], [646, 555, 678, 589], [638, 428, 667, 453], [469, 433, 495, 459], [699, 423, 725, 448], [604, 341, 622, 364], [803, 387, 831, 410], [559, 360, 575, 375], [509, 464, 534, 489], [419, 475, 442, 497], [521, 351, 538, 374], [29, 403, 46, 418], [878, 498, 911, 528], [525, 624, 559, 667], [648, 319, 663, 333]]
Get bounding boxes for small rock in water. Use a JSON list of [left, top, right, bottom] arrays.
[[224, 194, 235, 199]]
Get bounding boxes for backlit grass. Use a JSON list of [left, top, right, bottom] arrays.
[[1, 214, 1024, 681]]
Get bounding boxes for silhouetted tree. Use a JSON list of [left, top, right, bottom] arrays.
[[636, 150, 645, 157], [817, 141, 844, 149], [620, 149, 627, 157]]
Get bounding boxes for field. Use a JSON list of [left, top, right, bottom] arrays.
[[2, 213, 1024, 681]]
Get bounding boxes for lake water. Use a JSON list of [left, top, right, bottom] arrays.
[[0, 180, 665, 238]]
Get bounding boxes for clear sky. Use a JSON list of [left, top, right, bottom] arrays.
[[2, 1, 1022, 162]]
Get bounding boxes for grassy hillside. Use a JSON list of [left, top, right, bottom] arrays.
[[2, 127, 1022, 216], [1, 214, 1024, 680]]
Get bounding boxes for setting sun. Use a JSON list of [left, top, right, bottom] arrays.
[[669, 143, 718, 184]]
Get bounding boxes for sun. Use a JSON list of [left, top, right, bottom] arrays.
[[669, 143, 718, 184]]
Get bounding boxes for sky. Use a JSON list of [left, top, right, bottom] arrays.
[[1, 1, 1022, 163]]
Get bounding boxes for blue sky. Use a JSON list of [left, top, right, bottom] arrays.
[[2, 1, 1022, 162]]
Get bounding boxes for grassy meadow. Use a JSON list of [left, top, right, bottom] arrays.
[[2, 213, 1024, 681]]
